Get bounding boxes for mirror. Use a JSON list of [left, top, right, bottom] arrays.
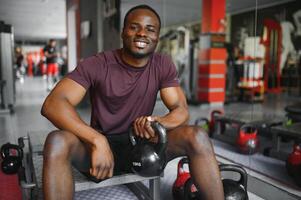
[[145, 0, 301, 199]]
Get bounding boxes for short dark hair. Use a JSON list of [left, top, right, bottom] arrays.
[[123, 4, 161, 29]]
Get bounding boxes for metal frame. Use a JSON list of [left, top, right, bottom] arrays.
[[19, 135, 161, 200]]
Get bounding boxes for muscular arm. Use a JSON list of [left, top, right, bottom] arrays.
[[157, 86, 189, 129], [41, 77, 114, 179], [134, 86, 189, 138], [41, 78, 106, 145]]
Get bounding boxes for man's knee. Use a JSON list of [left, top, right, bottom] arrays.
[[43, 130, 76, 160], [184, 126, 213, 155]]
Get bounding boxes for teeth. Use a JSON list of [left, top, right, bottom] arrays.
[[135, 41, 147, 48]]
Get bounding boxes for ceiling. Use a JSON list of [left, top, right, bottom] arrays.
[[0, 0, 295, 41], [0, 0, 66, 41]]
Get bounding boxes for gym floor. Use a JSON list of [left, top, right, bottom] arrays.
[[0, 76, 300, 199]]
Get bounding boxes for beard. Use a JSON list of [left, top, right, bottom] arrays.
[[123, 44, 155, 59]]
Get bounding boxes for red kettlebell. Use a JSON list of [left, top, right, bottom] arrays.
[[209, 110, 225, 136], [286, 143, 301, 187], [172, 157, 191, 200], [236, 124, 259, 154], [183, 177, 200, 200]]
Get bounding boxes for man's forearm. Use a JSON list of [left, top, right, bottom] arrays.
[[41, 97, 105, 146], [156, 106, 189, 130]]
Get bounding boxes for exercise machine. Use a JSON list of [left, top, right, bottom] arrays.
[[0, 21, 15, 113]]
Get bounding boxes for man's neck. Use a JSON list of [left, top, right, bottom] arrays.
[[121, 48, 150, 67]]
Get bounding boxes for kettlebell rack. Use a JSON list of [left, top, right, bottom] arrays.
[[18, 132, 162, 200]]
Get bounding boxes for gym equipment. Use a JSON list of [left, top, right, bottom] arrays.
[[183, 177, 199, 200], [0, 80, 6, 109], [268, 123, 301, 161], [261, 19, 282, 93], [213, 111, 284, 136], [285, 103, 301, 123], [194, 117, 209, 132], [157, 27, 191, 99], [220, 164, 249, 200], [172, 157, 191, 200], [19, 132, 162, 199], [129, 121, 167, 177], [209, 110, 225, 136], [237, 37, 265, 102], [0, 22, 15, 114], [286, 143, 301, 186], [236, 124, 259, 154], [176, 164, 249, 200], [1, 142, 23, 174]]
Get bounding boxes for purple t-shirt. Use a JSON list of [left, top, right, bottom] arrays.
[[67, 49, 179, 135]]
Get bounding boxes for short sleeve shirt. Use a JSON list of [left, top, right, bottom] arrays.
[[43, 45, 57, 64], [67, 49, 179, 135]]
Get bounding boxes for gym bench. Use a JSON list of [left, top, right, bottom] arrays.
[[18, 132, 161, 200], [213, 111, 284, 136], [267, 122, 301, 161]]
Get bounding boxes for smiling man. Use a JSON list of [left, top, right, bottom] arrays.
[[41, 4, 224, 200]]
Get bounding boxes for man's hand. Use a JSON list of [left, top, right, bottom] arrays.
[[133, 116, 159, 139], [89, 136, 114, 180]]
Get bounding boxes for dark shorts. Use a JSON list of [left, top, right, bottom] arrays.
[[106, 133, 132, 174], [81, 133, 133, 183]]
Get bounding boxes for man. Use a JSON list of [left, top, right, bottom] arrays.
[[43, 39, 59, 90], [15, 47, 25, 81], [41, 5, 224, 200]]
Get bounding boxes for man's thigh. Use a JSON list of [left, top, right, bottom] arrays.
[[72, 132, 133, 177], [165, 125, 191, 161], [68, 134, 91, 172]]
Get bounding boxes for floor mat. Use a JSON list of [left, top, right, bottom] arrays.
[[0, 159, 22, 200]]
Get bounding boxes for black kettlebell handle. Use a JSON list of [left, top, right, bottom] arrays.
[[240, 124, 257, 134], [219, 164, 248, 190], [1, 143, 23, 160], [129, 121, 167, 146], [194, 118, 209, 126]]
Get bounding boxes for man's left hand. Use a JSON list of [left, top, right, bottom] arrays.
[[133, 116, 158, 139]]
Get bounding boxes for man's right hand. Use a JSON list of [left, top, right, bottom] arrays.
[[89, 136, 114, 180]]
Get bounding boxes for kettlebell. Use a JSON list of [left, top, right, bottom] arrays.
[[236, 124, 259, 154], [220, 164, 249, 200], [209, 110, 225, 136], [286, 143, 301, 186], [183, 177, 200, 200], [172, 157, 191, 200], [194, 118, 209, 133], [1, 142, 23, 174], [129, 121, 167, 177]]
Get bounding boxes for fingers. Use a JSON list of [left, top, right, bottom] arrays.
[[96, 166, 109, 180], [90, 154, 114, 180], [108, 164, 114, 178], [134, 116, 156, 139], [90, 161, 114, 180]]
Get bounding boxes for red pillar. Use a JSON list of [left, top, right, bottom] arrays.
[[198, 0, 227, 104]]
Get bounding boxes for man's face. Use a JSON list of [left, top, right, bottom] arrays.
[[50, 41, 56, 47], [122, 9, 160, 59]]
